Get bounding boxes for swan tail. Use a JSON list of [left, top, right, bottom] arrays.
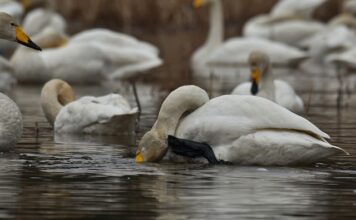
[[168, 136, 230, 165]]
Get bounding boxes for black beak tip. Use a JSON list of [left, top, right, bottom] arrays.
[[17, 39, 42, 51]]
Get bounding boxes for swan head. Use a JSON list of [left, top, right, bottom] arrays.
[[136, 131, 168, 163], [0, 12, 41, 50], [248, 51, 270, 95], [41, 79, 76, 126]]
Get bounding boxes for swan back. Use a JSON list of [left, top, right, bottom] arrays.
[[272, 0, 326, 19], [0, 93, 22, 151], [41, 79, 76, 126]]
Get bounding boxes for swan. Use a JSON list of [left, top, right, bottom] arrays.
[[192, 0, 308, 75], [243, 14, 326, 48], [0, 56, 16, 93], [22, 0, 67, 37], [41, 79, 138, 135], [135, 85, 346, 165], [271, 0, 326, 19], [232, 51, 304, 113], [11, 27, 162, 83], [0, 12, 41, 151]]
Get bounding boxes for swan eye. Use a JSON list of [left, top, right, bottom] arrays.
[[10, 22, 16, 27]]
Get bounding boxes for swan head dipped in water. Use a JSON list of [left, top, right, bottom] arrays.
[[0, 12, 41, 50], [41, 79, 76, 126], [136, 85, 209, 163], [193, 0, 217, 8]]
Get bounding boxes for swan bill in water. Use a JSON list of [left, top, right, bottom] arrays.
[[15, 25, 42, 50]]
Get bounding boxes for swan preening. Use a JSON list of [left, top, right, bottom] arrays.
[[136, 86, 346, 165], [41, 79, 138, 135], [232, 51, 304, 113]]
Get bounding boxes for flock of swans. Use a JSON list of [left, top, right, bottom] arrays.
[[0, 0, 353, 166]]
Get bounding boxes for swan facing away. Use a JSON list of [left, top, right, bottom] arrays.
[[232, 51, 304, 113], [41, 79, 138, 135], [135, 86, 346, 165]]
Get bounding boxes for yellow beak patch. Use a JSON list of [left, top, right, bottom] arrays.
[[193, 0, 204, 8], [251, 69, 261, 84], [135, 151, 144, 163], [16, 26, 29, 44]]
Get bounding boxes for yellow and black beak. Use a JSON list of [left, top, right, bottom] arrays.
[[193, 0, 204, 8], [250, 68, 261, 95], [15, 25, 42, 51], [135, 150, 144, 163]]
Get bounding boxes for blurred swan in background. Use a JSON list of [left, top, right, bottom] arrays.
[[0, 12, 41, 151], [271, 0, 326, 19], [232, 51, 304, 113], [22, 0, 66, 36], [0, 0, 24, 22], [243, 14, 326, 48], [41, 79, 138, 135], [0, 57, 16, 93], [135, 85, 345, 165], [11, 27, 162, 83], [191, 0, 308, 75]]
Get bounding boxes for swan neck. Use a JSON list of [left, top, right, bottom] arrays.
[[152, 86, 209, 138], [261, 65, 276, 101], [205, 0, 224, 50], [41, 80, 75, 126]]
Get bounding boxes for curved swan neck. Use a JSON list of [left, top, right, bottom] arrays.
[[152, 86, 209, 137], [204, 0, 224, 50], [41, 79, 75, 126], [260, 64, 276, 100]]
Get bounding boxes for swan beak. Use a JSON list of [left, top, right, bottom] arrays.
[[193, 0, 204, 8], [135, 151, 144, 163], [16, 26, 42, 51], [251, 69, 260, 95]]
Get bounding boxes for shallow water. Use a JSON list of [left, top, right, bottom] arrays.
[[0, 65, 354, 220]]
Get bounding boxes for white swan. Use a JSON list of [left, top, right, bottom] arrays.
[[232, 51, 304, 113], [135, 85, 346, 165], [0, 56, 16, 93], [0, 12, 42, 151], [41, 79, 138, 135], [22, 0, 66, 37], [192, 0, 308, 75], [271, 0, 326, 19], [11, 27, 162, 83], [243, 14, 326, 48]]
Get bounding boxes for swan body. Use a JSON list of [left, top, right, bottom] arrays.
[[192, 0, 308, 75], [41, 79, 138, 135], [233, 80, 304, 113], [0, 93, 22, 151], [11, 28, 162, 83], [206, 38, 308, 67], [136, 86, 345, 165], [243, 15, 326, 47], [271, 0, 326, 19]]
